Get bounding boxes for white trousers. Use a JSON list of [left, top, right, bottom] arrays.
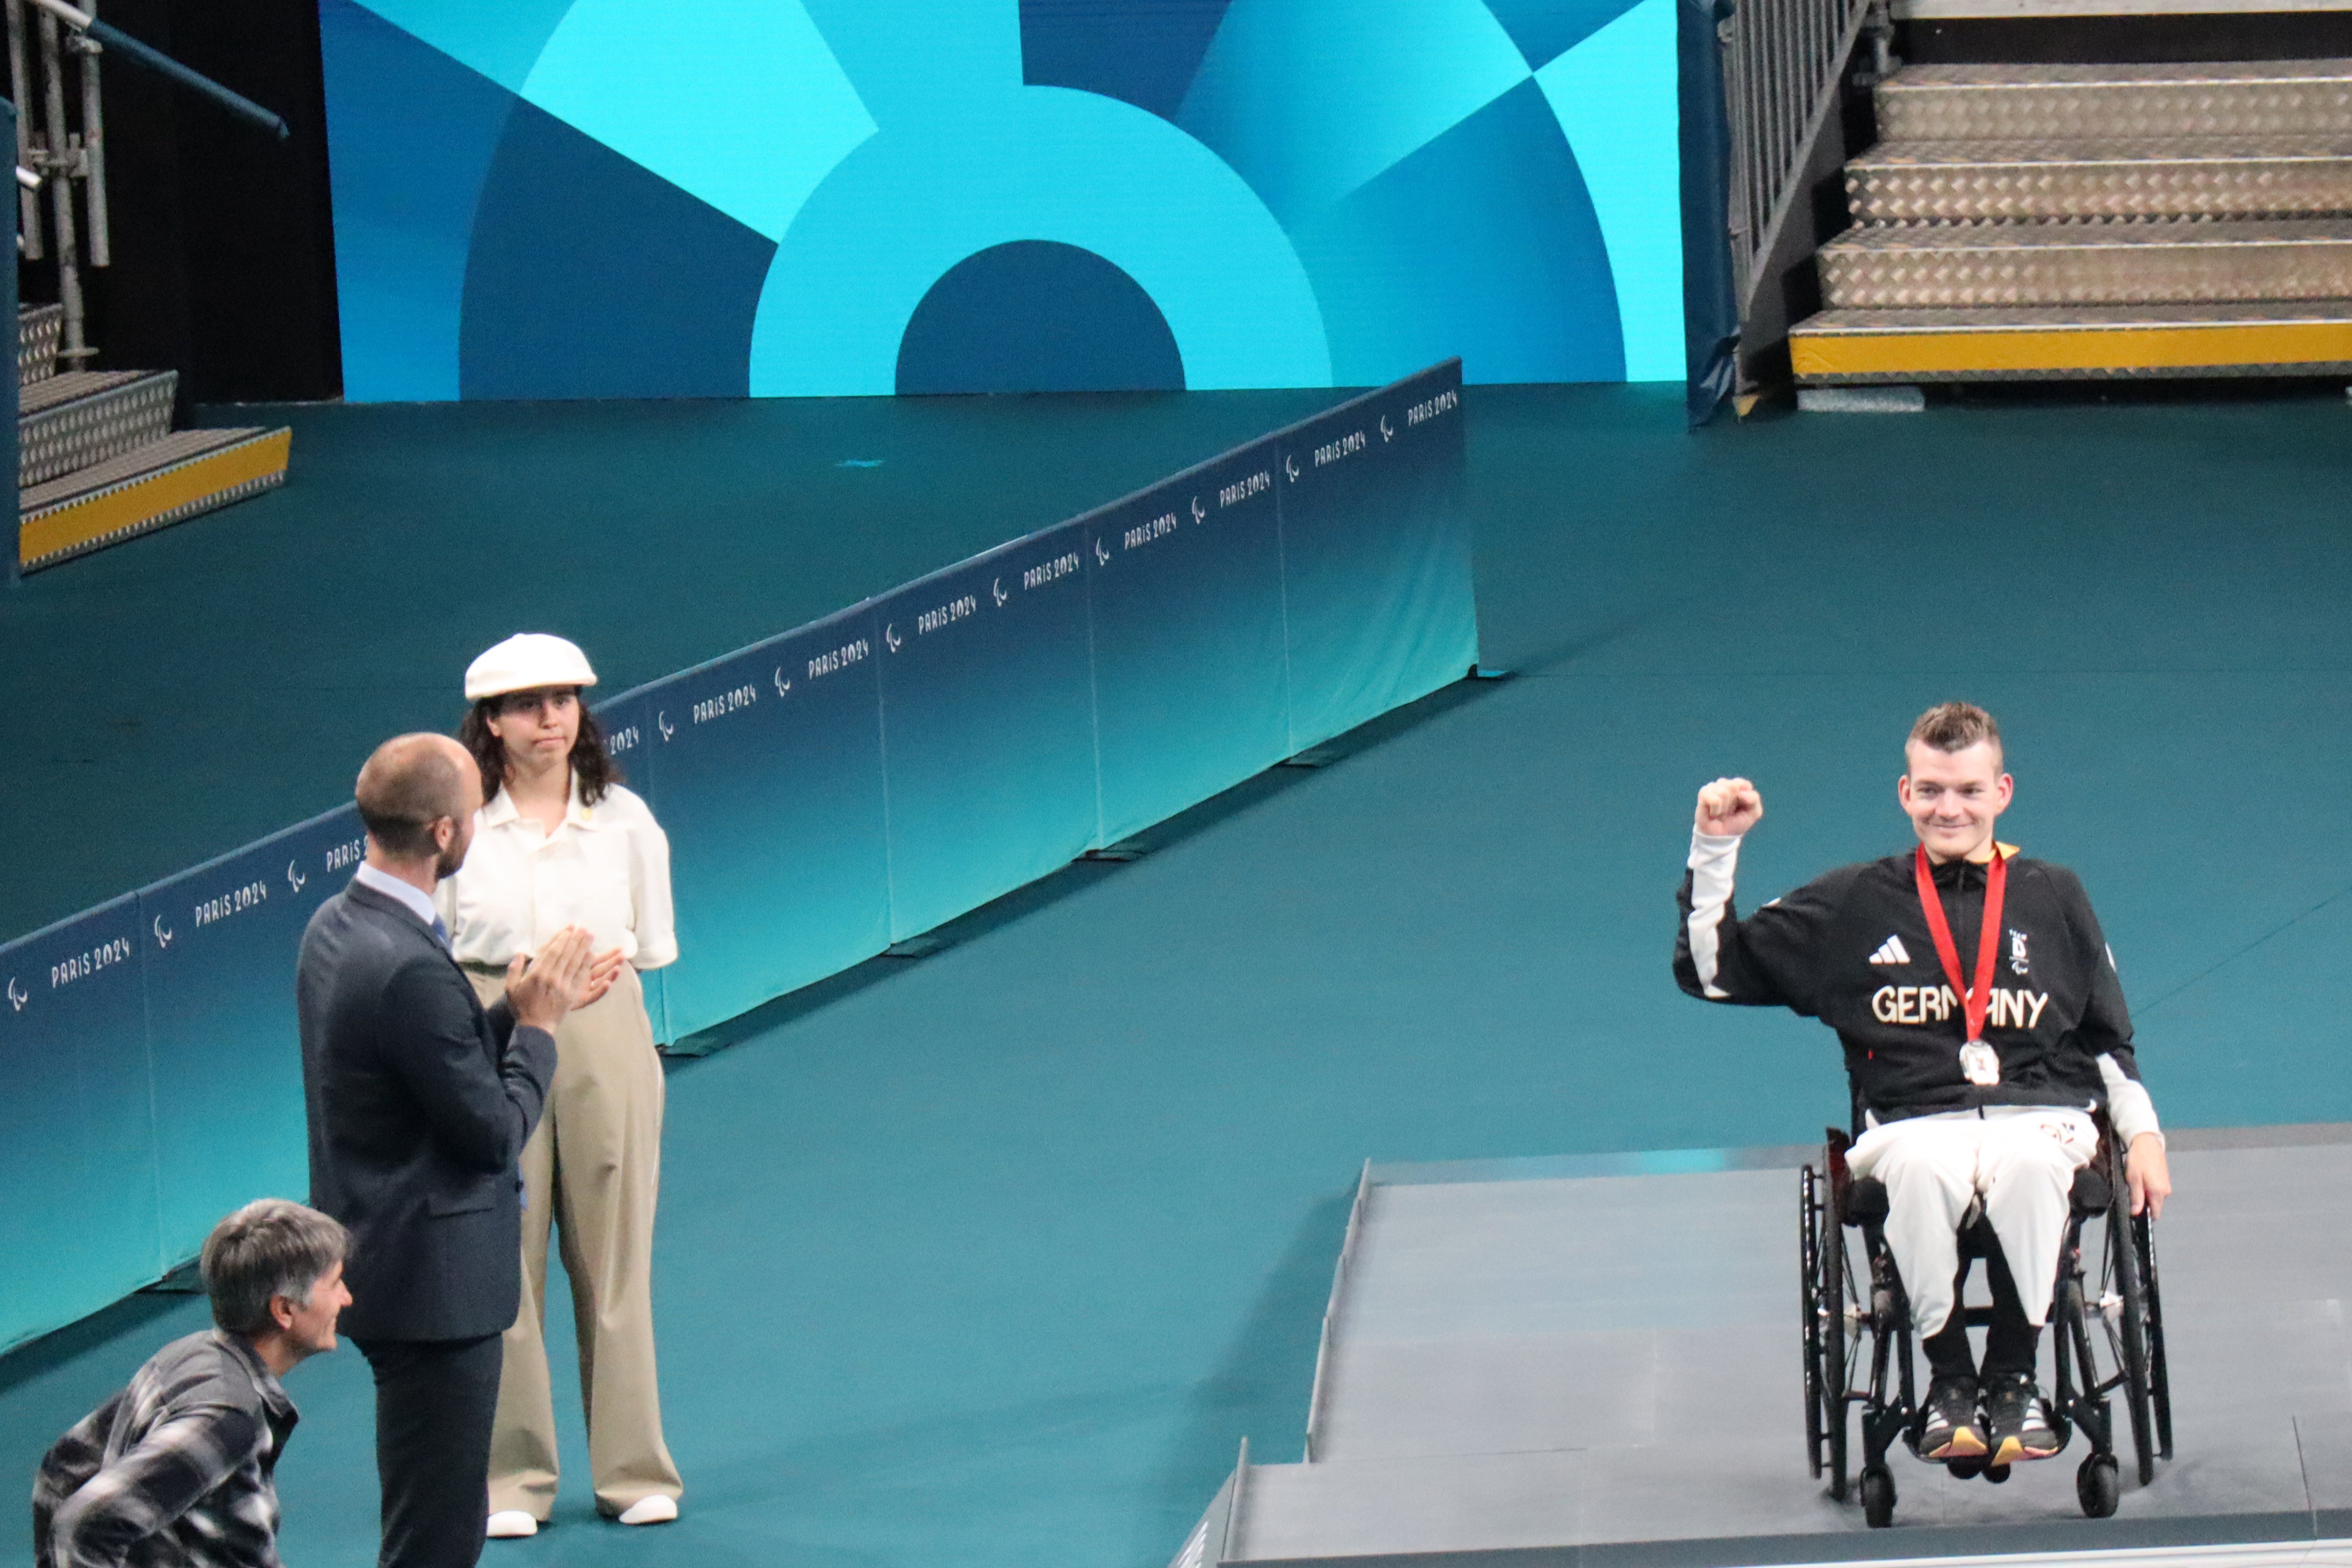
[[1846, 1106, 2098, 1337]]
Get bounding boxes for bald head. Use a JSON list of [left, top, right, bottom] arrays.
[[355, 733, 481, 869]]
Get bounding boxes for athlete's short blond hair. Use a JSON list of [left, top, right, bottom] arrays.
[[1908, 701, 2001, 759]]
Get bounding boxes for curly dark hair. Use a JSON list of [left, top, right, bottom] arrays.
[[457, 690, 622, 807]]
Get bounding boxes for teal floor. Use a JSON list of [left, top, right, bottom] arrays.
[[4, 383, 2349, 1567]]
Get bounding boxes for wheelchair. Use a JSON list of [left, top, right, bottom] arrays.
[[1799, 1111, 2171, 1527]]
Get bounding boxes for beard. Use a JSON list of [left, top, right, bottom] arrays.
[[433, 827, 470, 880]]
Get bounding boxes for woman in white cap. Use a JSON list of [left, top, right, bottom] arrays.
[[439, 633, 684, 1537]]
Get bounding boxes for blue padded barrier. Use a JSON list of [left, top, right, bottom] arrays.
[[0, 361, 1472, 1350]]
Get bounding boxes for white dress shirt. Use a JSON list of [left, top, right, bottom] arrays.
[[437, 780, 677, 970]]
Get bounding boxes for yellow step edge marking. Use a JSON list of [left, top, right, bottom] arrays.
[[20, 430, 290, 567], [1793, 320, 2352, 379]]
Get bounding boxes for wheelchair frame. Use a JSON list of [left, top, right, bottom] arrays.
[[1798, 1112, 2172, 1527]]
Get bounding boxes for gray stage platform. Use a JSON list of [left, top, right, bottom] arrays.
[[1171, 1127, 2352, 1568]]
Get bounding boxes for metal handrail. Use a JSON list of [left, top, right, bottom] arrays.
[[25, 0, 288, 140], [8, 0, 289, 367], [1722, 0, 1878, 315]]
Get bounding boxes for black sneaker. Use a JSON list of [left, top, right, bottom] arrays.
[[1918, 1375, 1987, 1461], [1984, 1373, 2059, 1463]]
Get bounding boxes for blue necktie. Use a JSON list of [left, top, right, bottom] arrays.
[[432, 916, 450, 949]]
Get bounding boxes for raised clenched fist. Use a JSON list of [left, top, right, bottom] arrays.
[[1695, 776, 1764, 837]]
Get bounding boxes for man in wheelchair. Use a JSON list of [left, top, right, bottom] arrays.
[[1673, 702, 2170, 1469]]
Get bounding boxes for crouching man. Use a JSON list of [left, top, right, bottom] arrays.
[[34, 1199, 352, 1568], [1673, 702, 2171, 1466]]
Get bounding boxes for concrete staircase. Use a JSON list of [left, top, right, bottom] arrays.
[[1790, 60, 2352, 384], [16, 303, 291, 573]]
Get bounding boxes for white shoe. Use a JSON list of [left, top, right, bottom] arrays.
[[486, 1512, 539, 1540], [615, 1496, 678, 1526]]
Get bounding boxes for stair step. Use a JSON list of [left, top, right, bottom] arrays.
[[19, 425, 291, 573], [18, 303, 61, 386], [19, 369, 177, 487], [1789, 300, 2352, 380], [1876, 61, 2352, 143], [1848, 138, 2352, 223], [1817, 217, 2352, 307]]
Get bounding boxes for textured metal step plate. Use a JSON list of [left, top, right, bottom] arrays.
[[1848, 138, 2352, 222], [20, 426, 290, 573], [1817, 217, 2352, 306], [1789, 299, 2352, 380], [18, 369, 177, 486], [1876, 61, 2352, 142], [17, 304, 60, 386]]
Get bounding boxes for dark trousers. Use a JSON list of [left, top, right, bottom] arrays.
[[356, 1334, 503, 1568], [1922, 1230, 2041, 1384]]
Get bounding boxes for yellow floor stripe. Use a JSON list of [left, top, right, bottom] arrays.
[[1793, 320, 2352, 379], [20, 430, 290, 567]]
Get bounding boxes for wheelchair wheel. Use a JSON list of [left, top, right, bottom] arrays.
[[2052, 1271, 2086, 1453], [2136, 1212, 2173, 1460], [2103, 1183, 2157, 1486], [1801, 1168, 1826, 1481], [1860, 1465, 1897, 1528], [2077, 1453, 2120, 1518], [1818, 1180, 1851, 1502]]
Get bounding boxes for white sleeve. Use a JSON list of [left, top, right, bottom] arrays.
[[628, 810, 678, 970], [1685, 830, 1743, 1000], [2098, 1052, 2161, 1146]]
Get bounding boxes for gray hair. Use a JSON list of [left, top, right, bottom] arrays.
[[200, 1199, 349, 1335]]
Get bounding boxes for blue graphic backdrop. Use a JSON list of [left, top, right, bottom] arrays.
[[0, 362, 1471, 1349], [316, 0, 1683, 398]]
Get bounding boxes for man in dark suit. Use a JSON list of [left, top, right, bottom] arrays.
[[299, 732, 595, 1568]]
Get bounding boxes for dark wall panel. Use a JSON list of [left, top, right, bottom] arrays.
[[47, 0, 342, 402]]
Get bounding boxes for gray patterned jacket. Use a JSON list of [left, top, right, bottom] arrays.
[[31, 1330, 298, 1568]]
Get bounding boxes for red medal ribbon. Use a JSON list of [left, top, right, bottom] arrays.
[[1913, 844, 2006, 1043]]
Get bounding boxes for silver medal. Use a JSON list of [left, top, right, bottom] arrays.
[[1959, 1040, 2001, 1087]]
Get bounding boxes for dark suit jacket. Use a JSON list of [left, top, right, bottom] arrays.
[[297, 879, 557, 1341]]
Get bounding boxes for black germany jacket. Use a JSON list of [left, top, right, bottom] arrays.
[[1673, 834, 2147, 1125]]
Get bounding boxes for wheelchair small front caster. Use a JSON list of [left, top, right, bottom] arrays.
[[1945, 1455, 1985, 1481], [1860, 1465, 1897, 1528], [1983, 1463, 2011, 1485], [2077, 1454, 2120, 1518]]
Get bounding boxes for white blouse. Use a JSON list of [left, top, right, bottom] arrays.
[[437, 779, 677, 970]]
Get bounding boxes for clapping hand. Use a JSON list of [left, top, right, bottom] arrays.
[[578, 948, 627, 1008], [505, 927, 596, 1032], [1695, 777, 1764, 837]]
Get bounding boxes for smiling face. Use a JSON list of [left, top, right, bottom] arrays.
[[1898, 739, 2012, 863], [275, 1259, 352, 1360]]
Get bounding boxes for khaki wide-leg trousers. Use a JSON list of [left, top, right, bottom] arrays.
[[466, 965, 681, 1519]]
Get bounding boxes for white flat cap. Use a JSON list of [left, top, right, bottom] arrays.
[[464, 633, 598, 701]]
